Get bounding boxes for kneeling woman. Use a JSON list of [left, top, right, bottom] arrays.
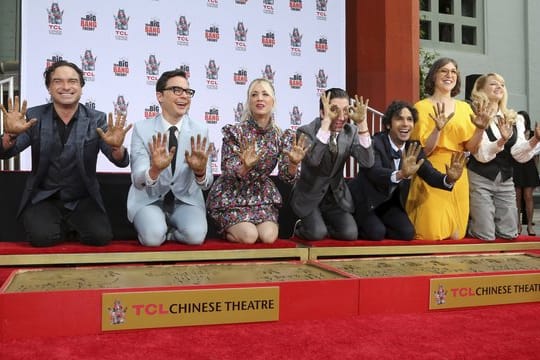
[[206, 78, 307, 244]]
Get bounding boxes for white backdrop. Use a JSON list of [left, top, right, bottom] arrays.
[[20, 0, 345, 173]]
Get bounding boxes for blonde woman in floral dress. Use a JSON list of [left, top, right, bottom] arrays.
[[206, 78, 308, 244]]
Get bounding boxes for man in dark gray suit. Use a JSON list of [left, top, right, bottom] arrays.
[[0, 60, 131, 247], [347, 100, 466, 240], [290, 88, 374, 240]]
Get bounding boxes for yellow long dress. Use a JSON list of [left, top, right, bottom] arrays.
[[406, 99, 475, 240]]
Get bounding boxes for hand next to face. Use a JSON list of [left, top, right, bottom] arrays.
[[429, 102, 455, 131], [470, 99, 494, 130], [284, 133, 309, 166], [97, 112, 133, 148], [348, 95, 369, 125], [399, 142, 425, 179], [185, 134, 211, 177], [445, 151, 467, 184], [0, 96, 37, 135], [320, 92, 339, 131]]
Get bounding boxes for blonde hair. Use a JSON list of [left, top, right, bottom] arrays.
[[241, 78, 281, 134], [471, 73, 517, 125]]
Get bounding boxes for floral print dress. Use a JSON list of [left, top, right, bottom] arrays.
[[206, 118, 298, 235]]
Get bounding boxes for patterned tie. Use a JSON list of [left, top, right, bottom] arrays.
[[169, 126, 178, 174], [329, 132, 338, 155]]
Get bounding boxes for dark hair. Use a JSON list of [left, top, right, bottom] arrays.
[[382, 100, 418, 130], [44, 60, 85, 88], [518, 110, 531, 132], [319, 87, 349, 112], [155, 69, 188, 92], [424, 57, 461, 97]]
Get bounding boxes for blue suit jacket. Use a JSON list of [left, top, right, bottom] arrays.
[[0, 103, 130, 216], [127, 114, 213, 222]]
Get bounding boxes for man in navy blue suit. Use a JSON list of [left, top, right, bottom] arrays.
[[348, 100, 467, 240], [0, 60, 131, 247]]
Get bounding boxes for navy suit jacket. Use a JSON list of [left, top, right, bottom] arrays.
[[0, 103, 130, 216], [348, 131, 450, 217]]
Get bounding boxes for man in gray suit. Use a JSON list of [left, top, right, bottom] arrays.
[[127, 70, 213, 246], [291, 88, 374, 240], [0, 60, 131, 247]]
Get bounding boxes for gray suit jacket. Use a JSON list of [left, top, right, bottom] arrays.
[[290, 118, 374, 218], [127, 114, 213, 222], [0, 103, 129, 216]]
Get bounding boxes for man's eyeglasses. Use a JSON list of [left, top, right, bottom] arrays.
[[162, 86, 196, 97]]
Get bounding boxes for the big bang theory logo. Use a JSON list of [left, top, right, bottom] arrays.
[[113, 59, 129, 77], [289, 73, 303, 89], [145, 18, 160, 37], [80, 12, 97, 31], [177, 64, 191, 78], [205, 107, 220, 124], [114, 9, 129, 40], [315, 36, 328, 52], [261, 31, 275, 48], [233, 69, 248, 85], [84, 99, 96, 110], [46, 55, 64, 69], [205, 25, 220, 42], [144, 104, 160, 120], [47, 2, 63, 35]]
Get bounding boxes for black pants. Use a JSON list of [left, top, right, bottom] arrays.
[[355, 196, 414, 241], [21, 197, 113, 247]]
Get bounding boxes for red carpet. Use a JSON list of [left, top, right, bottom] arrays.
[[1, 303, 539, 360]]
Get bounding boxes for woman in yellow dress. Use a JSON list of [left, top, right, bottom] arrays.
[[406, 57, 490, 240]]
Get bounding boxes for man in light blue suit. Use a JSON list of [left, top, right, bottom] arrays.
[[127, 70, 213, 246]]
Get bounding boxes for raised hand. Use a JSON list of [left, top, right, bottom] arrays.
[[445, 151, 467, 184], [149, 132, 175, 171], [0, 96, 37, 134], [284, 133, 309, 166], [400, 142, 425, 178], [185, 134, 211, 176], [97, 112, 133, 148], [470, 99, 493, 130], [429, 102, 455, 131], [320, 92, 339, 128], [348, 95, 369, 125], [235, 133, 261, 170], [496, 115, 512, 141]]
